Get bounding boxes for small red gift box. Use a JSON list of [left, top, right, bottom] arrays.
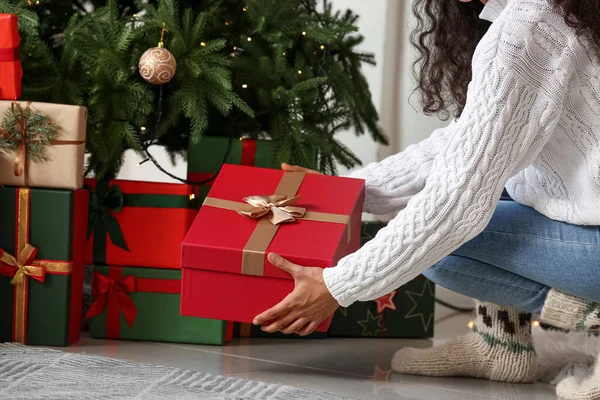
[[181, 164, 365, 332], [85, 179, 197, 269], [0, 14, 22, 100]]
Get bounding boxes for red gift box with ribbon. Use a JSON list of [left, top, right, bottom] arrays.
[[0, 14, 22, 100], [85, 179, 197, 269], [181, 164, 365, 332]]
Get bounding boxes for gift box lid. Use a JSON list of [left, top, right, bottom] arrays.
[[0, 14, 20, 49], [181, 164, 365, 280]]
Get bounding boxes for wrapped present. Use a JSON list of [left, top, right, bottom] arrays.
[[0, 101, 87, 189], [0, 187, 88, 345], [187, 137, 277, 208], [0, 14, 22, 100], [181, 164, 365, 332], [234, 322, 326, 339], [85, 179, 197, 269], [328, 222, 436, 338], [187, 137, 317, 208], [87, 266, 233, 345]]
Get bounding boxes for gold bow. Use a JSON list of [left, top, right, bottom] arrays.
[[237, 194, 306, 225], [0, 243, 45, 286]]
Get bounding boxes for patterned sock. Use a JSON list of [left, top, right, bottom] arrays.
[[391, 302, 536, 383], [556, 355, 600, 400], [541, 290, 600, 333]]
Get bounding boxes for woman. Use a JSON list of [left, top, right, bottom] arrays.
[[254, 0, 600, 397]]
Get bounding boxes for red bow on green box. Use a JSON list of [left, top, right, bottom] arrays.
[[86, 267, 180, 338]]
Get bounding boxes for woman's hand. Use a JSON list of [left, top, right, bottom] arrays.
[[281, 163, 321, 175], [253, 253, 339, 336]]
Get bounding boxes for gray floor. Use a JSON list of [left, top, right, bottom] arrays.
[[64, 306, 558, 400]]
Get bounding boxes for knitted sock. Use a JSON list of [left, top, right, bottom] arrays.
[[391, 302, 536, 383], [556, 355, 600, 400], [541, 290, 600, 332]]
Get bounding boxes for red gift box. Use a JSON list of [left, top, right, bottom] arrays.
[[181, 164, 365, 332], [0, 14, 22, 100], [85, 179, 197, 269]]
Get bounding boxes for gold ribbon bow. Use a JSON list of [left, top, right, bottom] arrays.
[[0, 243, 45, 286], [238, 195, 306, 225]]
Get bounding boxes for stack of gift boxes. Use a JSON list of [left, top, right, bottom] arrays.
[[0, 14, 89, 346], [1, 13, 434, 347]]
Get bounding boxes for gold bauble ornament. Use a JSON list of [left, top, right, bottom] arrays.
[[138, 47, 177, 85], [138, 22, 177, 85]]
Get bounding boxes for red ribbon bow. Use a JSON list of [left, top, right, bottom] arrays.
[[86, 272, 138, 328]]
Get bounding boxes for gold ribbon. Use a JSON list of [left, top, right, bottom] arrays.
[[0, 188, 73, 343], [203, 171, 351, 276], [0, 102, 85, 186], [0, 243, 45, 285]]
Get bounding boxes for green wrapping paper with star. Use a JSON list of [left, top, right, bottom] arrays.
[[328, 222, 436, 338]]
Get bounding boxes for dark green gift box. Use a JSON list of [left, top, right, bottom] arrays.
[[0, 187, 88, 346], [187, 137, 277, 207], [187, 136, 317, 207], [88, 265, 233, 345], [328, 222, 436, 338]]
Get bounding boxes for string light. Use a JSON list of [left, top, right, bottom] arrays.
[[243, 6, 248, 11], [189, 194, 196, 201], [297, 70, 303, 75], [532, 321, 540, 327], [247, 37, 252, 42], [467, 320, 474, 329], [140, 126, 147, 132], [200, 42, 207, 47], [233, 46, 237, 50], [242, 84, 248, 89], [225, 21, 230, 26], [320, 45, 325, 50], [282, 52, 287, 56], [302, 31, 307, 36], [133, 14, 137, 18]]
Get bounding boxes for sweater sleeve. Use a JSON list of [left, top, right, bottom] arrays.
[[323, 12, 575, 306], [346, 121, 457, 215]]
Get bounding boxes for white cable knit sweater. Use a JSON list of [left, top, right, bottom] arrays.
[[323, 0, 600, 307]]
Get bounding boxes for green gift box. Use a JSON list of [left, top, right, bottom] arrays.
[[0, 187, 88, 346], [187, 137, 277, 208], [88, 265, 233, 345], [187, 136, 317, 207], [328, 222, 436, 338]]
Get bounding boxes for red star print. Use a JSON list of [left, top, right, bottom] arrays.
[[370, 365, 392, 382], [374, 290, 397, 314]]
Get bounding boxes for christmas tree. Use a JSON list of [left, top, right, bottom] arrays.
[[0, 0, 386, 179]]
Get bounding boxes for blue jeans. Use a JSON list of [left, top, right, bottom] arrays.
[[424, 200, 600, 314]]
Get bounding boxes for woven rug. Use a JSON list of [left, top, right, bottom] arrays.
[[0, 344, 355, 400]]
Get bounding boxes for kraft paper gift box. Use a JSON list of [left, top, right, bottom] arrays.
[[0, 101, 87, 189]]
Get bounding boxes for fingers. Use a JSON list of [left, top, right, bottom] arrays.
[[280, 318, 310, 335], [253, 296, 293, 325], [261, 312, 299, 333], [298, 321, 319, 337], [268, 253, 301, 276], [281, 163, 301, 172], [281, 163, 319, 174]]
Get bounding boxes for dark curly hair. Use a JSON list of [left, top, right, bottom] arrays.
[[411, 0, 600, 119]]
